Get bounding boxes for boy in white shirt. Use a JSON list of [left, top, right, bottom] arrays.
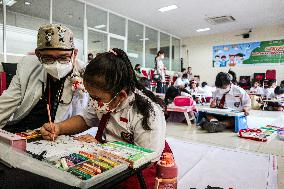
[[199, 72, 251, 133], [250, 80, 264, 95]]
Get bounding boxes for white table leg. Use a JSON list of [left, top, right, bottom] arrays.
[[184, 112, 192, 127]]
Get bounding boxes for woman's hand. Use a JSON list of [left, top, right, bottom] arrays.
[[40, 122, 60, 141], [74, 134, 99, 143]]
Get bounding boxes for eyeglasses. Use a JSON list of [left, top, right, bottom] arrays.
[[40, 56, 72, 64]]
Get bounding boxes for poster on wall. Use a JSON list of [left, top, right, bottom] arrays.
[[213, 39, 284, 67]]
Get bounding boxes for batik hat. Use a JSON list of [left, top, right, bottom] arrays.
[[36, 24, 75, 50]]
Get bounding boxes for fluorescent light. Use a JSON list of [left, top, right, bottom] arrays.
[[24, 1, 31, 5], [94, 24, 106, 29], [158, 5, 178, 12], [0, 0, 17, 6], [196, 28, 211, 32], [139, 38, 149, 41]]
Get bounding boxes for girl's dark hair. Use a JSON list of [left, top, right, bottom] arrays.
[[182, 73, 188, 79], [268, 80, 276, 87], [274, 86, 284, 95], [215, 72, 231, 88], [164, 86, 180, 105], [84, 48, 164, 131], [228, 69, 237, 85], [134, 64, 141, 71], [201, 82, 207, 87], [154, 50, 165, 68]]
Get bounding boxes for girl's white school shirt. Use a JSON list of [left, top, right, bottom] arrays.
[[212, 84, 251, 111], [249, 86, 264, 95], [264, 87, 275, 99], [79, 90, 166, 158]]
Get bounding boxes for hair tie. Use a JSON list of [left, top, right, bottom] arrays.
[[109, 49, 117, 56]]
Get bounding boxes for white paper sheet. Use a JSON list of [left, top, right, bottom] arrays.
[[167, 137, 278, 189]]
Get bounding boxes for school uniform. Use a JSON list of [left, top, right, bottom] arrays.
[[250, 86, 264, 95], [202, 85, 214, 98], [213, 84, 251, 111], [264, 87, 275, 99], [0, 55, 88, 132], [80, 89, 167, 188], [173, 77, 184, 88], [80, 89, 166, 159], [187, 86, 204, 94]]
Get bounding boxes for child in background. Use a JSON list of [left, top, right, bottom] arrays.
[[181, 73, 190, 87], [280, 80, 284, 88], [199, 72, 251, 133], [41, 48, 169, 188], [264, 80, 277, 99], [250, 80, 264, 95], [266, 86, 284, 111], [173, 73, 184, 88], [187, 80, 204, 94], [201, 82, 214, 102]]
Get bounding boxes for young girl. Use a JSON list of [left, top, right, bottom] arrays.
[[250, 80, 263, 95], [41, 49, 169, 188], [200, 72, 251, 133]]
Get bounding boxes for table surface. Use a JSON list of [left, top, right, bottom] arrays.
[[197, 107, 245, 116]]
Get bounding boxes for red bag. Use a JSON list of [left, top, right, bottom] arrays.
[[0, 72, 7, 95], [266, 70, 276, 80], [173, 96, 194, 106]]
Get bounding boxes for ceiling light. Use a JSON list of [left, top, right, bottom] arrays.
[[94, 25, 106, 29], [196, 28, 211, 32], [0, 0, 17, 6], [158, 5, 178, 12], [139, 38, 149, 41], [67, 14, 73, 18], [24, 1, 31, 5]]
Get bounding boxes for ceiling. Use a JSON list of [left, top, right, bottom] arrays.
[[87, 0, 284, 38]]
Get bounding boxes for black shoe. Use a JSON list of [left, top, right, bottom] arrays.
[[204, 121, 226, 133]]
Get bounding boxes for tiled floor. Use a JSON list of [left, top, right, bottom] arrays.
[[166, 110, 284, 188]]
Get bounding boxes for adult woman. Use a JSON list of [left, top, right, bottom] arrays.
[[154, 50, 166, 93]]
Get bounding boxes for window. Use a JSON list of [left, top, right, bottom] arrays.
[[160, 33, 170, 70], [53, 0, 84, 60], [88, 30, 107, 56], [109, 13, 125, 36], [6, 0, 50, 30], [87, 4, 107, 32], [127, 21, 143, 67], [145, 27, 158, 68], [6, 0, 50, 55], [171, 37, 181, 71]]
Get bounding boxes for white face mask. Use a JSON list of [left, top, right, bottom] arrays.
[[219, 85, 231, 94], [43, 61, 73, 79], [89, 94, 119, 114]]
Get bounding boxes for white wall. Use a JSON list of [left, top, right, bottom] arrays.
[[182, 24, 284, 86]]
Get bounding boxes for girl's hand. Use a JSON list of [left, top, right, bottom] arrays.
[[210, 99, 217, 108], [74, 134, 99, 143], [41, 123, 60, 141]]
